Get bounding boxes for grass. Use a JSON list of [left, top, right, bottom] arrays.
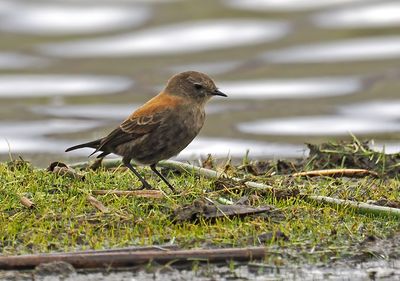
[[1, 141, 400, 266]]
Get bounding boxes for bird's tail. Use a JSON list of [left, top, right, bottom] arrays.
[[65, 139, 102, 152]]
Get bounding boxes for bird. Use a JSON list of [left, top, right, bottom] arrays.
[[65, 71, 227, 192]]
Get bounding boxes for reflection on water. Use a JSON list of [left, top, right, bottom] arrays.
[[313, 2, 400, 28], [339, 101, 400, 120], [0, 119, 102, 154], [180, 137, 306, 159], [31, 104, 139, 120], [238, 116, 400, 136], [171, 60, 242, 75], [0, 0, 16, 13], [0, 3, 150, 35], [224, 0, 364, 12], [372, 142, 400, 154], [0, 120, 101, 136], [0, 75, 133, 97], [0, 52, 50, 69], [38, 20, 290, 57], [262, 36, 400, 63], [219, 76, 362, 99], [0, 137, 70, 154]]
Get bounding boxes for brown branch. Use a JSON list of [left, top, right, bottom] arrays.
[[0, 247, 267, 270], [292, 168, 379, 178], [87, 195, 109, 213], [92, 190, 164, 198]]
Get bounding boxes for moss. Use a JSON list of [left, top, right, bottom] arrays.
[[1, 145, 399, 264]]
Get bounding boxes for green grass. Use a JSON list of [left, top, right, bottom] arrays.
[[0, 152, 399, 265]]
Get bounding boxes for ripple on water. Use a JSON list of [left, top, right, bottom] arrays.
[[0, 52, 50, 69], [371, 142, 400, 154], [0, 119, 102, 153], [313, 2, 400, 29], [224, 0, 365, 12], [238, 116, 400, 136], [0, 119, 102, 137], [170, 61, 242, 75], [0, 137, 72, 154], [0, 0, 17, 13], [177, 138, 307, 159], [38, 20, 290, 57], [31, 105, 138, 120], [262, 36, 400, 63], [339, 100, 400, 120], [0, 3, 150, 35], [0, 75, 133, 98], [218, 76, 362, 99]]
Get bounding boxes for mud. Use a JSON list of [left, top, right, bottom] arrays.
[[1, 258, 400, 281]]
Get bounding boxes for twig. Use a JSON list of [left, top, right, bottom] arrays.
[[87, 195, 109, 213], [49, 245, 179, 255], [157, 161, 400, 217], [158, 160, 274, 190], [306, 196, 400, 217], [0, 247, 267, 270], [92, 190, 164, 198], [20, 196, 35, 209], [292, 168, 379, 178]]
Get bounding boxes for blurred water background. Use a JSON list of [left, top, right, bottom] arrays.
[[0, 0, 400, 166]]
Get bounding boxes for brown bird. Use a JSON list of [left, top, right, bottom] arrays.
[[65, 71, 227, 192]]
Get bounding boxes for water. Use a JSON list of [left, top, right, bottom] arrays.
[[38, 20, 290, 57], [0, 0, 400, 165], [0, 3, 150, 35], [0, 52, 50, 69], [2, 259, 400, 280], [224, 0, 367, 12], [262, 36, 400, 63], [0, 75, 133, 97], [313, 2, 400, 28], [218, 76, 363, 99]]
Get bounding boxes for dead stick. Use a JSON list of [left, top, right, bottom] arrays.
[[20, 196, 35, 209], [158, 160, 274, 190], [87, 195, 109, 213], [306, 196, 400, 217], [49, 245, 179, 256], [92, 190, 164, 198], [0, 247, 267, 270], [292, 168, 379, 178]]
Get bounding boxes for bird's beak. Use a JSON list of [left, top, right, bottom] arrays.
[[212, 89, 227, 97]]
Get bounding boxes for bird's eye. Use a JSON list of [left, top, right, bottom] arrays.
[[194, 83, 203, 90]]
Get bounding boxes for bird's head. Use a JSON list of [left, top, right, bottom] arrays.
[[165, 71, 227, 105]]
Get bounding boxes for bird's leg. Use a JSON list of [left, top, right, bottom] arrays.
[[150, 164, 175, 192], [123, 159, 153, 190]]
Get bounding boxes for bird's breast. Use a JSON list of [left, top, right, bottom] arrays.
[[182, 106, 205, 134]]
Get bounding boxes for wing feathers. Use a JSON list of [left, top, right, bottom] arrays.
[[98, 93, 184, 151]]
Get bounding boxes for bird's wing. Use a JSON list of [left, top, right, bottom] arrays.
[[97, 93, 184, 152], [97, 109, 173, 152], [120, 111, 168, 134], [119, 92, 185, 135]]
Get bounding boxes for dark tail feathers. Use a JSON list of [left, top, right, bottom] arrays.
[[65, 139, 102, 152]]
